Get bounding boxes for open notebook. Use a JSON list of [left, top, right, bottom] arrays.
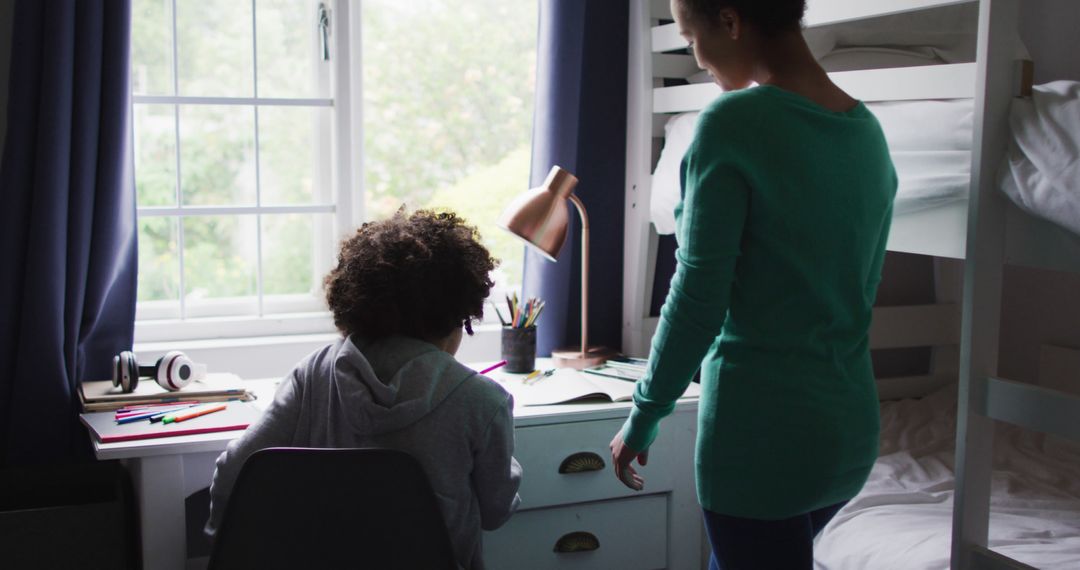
[[509, 368, 701, 407]]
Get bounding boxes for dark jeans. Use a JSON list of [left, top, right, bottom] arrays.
[[703, 501, 848, 570]]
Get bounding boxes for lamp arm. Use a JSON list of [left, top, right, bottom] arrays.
[[568, 193, 589, 357]]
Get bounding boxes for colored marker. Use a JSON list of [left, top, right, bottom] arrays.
[[115, 402, 197, 416], [115, 401, 199, 414], [115, 404, 199, 424], [147, 404, 202, 423], [162, 403, 227, 424], [479, 360, 507, 375]]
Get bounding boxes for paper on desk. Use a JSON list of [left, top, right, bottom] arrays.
[[505, 368, 701, 407]]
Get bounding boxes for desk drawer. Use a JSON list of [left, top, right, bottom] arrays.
[[514, 418, 676, 509], [483, 494, 668, 570]]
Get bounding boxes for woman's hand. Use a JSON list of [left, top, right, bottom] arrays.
[[610, 430, 648, 491]]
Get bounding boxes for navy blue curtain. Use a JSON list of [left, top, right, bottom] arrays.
[[524, 0, 628, 356], [0, 0, 137, 466]]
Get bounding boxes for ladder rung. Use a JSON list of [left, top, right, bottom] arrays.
[[983, 377, 1080, 441]]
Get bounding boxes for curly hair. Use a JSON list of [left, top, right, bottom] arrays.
[[677, 0, 806, 36], [324, 209, 498, 341]]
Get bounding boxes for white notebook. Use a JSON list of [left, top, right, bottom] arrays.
[[508, 368, 701, 407]]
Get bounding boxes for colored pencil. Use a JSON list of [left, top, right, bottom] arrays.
[[479, 360, 507, 375], [115, 404, 199, 424], [505, 294, 544, 329], [162, 403, 228, 425]]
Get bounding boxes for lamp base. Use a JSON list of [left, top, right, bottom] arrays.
[[551, 346, 618, 370]]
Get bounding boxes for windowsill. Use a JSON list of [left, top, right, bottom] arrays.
[[134, 324, 504, 380], [134, 331, 343, 354]]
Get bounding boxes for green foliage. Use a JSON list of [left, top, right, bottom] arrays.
[[427, 147, 532, 287], [362, 0, 537, 219]]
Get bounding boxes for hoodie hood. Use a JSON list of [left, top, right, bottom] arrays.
[[329, 335, 476, 435]]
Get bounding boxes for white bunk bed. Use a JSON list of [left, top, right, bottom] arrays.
[[621, 1, 1080, 568]]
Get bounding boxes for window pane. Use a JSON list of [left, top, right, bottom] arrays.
[[131, 0, 175, 95], [134, 104, 178, 207], [262, 213, 333, 314], [362, 0, 537, 291], [258, 107, 331, 205], [256, 0, 328, 98], [176, 0, 253, 97], [425, 148, 532, 295], [183, 215, 258, 317], [136, 217, 180, 318], [179, 105, 256, 206]]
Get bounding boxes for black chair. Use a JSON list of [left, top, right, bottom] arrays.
[[208, 447, 458, 570]]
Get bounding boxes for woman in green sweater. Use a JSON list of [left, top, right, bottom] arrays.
[[610, 1, 896, 568]]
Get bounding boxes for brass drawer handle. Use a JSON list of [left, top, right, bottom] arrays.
[[558, 451, 605, 474], [554, 531, 600, 553]]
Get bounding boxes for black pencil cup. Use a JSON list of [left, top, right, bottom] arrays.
[[501, 326, 537, 373]]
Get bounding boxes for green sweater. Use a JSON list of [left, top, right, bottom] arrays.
[[622, 85, 897, 519]]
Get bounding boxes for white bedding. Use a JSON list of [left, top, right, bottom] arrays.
[[999, 81, 1080, 237], [814, 386, 1080, 570], [649, 99, 974, 234]]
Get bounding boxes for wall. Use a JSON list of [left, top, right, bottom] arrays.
[[1019, 0, 1080, 84], [998, 0, 1080, 387]]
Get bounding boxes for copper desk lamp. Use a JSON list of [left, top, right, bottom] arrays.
[[498, 165, 614, 369]]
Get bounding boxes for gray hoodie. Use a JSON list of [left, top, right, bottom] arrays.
[[205, 335, 522, 569]]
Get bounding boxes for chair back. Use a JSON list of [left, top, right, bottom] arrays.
[[208, 447, 458, 569]]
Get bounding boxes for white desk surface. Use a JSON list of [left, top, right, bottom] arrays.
[[89, 362, 699, 461]]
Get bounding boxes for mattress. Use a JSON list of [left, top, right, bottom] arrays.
[[814, 386, 1080, 570], [649, 98, 975, 235]]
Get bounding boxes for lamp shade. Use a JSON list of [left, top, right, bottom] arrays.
[[497, 166, 579, 261]]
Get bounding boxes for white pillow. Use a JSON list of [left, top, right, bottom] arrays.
[[999, 80, 1080, 236], [650, 112, 699, 235], [867, 99, 974, 152]]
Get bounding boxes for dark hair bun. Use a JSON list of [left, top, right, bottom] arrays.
[[679, 0, 807, 36]]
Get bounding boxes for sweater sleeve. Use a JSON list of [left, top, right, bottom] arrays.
[[471, 392, 522, 531], [205, 373, 304, 537], [621, 113, 749, 452]]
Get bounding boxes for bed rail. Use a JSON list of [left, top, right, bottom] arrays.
[[982, 377, 1080, 442], [970, 547, 1040, 570]]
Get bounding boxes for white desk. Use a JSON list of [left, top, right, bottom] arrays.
[[89, 369, 702, 570]]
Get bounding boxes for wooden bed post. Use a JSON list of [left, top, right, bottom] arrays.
[[951, 0, 1020, 568]]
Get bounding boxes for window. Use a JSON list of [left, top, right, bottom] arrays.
[[361, 1, 537, 294], [132, 0, 537, 343]]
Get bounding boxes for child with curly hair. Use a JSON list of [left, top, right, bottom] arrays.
[[206, 209, 521, 569]]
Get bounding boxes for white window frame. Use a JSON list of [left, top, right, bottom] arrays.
[[133, 0, 363, 344]]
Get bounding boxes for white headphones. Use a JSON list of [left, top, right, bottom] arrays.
[[111, 350, 206, 393]]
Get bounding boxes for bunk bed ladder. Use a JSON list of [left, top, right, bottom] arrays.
[[951, 1, 1077, 569], [623, 0, 657, 357]]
